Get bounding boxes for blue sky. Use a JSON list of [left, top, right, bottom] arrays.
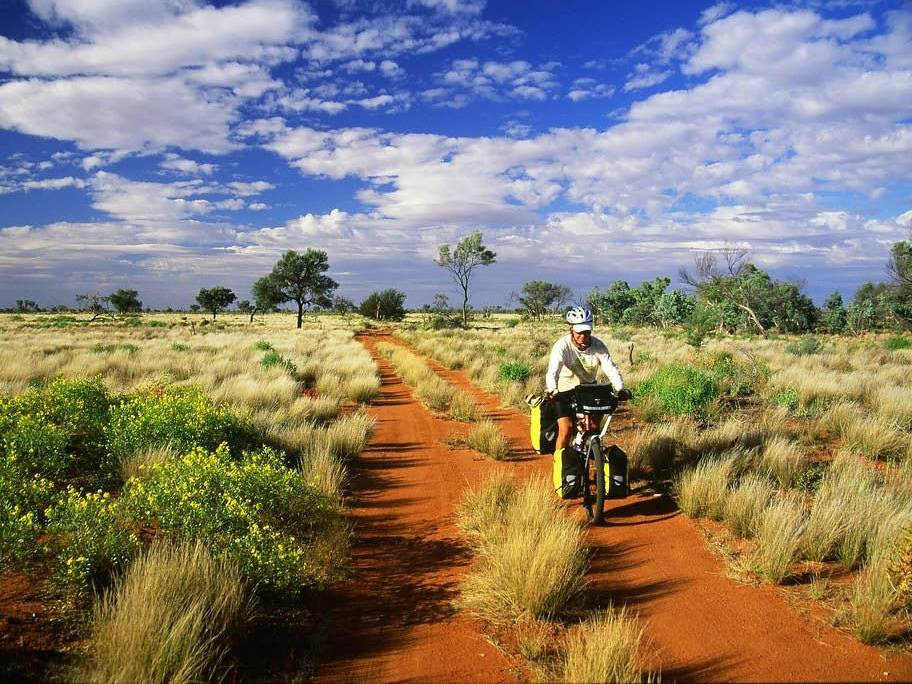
[[0, 0, 910, 310]]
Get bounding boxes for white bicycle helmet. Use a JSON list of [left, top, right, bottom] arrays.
[[566, 306, 593, 331]]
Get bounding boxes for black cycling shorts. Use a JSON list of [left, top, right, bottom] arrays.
[[552, 390, 575, 420]]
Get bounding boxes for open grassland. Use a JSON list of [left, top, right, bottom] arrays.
[[396, 317, 912, 646], [0, 312, 377, 680]]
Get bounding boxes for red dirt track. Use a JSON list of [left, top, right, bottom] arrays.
[[317, 331, 912, 683]]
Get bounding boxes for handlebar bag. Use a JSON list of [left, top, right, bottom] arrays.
[[529, 396, 557, 454], [552, 447, 583, 499], [572, 385, 618, 414]]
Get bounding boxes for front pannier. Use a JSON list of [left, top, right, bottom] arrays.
[[552, 447, 583, 499]]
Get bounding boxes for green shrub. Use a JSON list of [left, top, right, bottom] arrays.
[[123, 444, 343, 594], [1, 412, 69, 477], [498, 361, 532, 383], [505, 318, 520, 328], [770, 387, 800, 411], [786, 335, 823, 356], [885, 335, 912, 350], [45, 487, 140, 600], [635, 364, 718, 416], [260, 350, 297, 375], [0, 377, 113, 482], [702, 351, 769, 397], [146, 320, 166, 328], [106, 385, 252, 461], [92, 343, 139, 354], [253, 339, 274, 352], [0, 467, 54, 565], [170, 341, 190, 352]]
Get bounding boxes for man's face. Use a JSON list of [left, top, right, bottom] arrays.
[[570, 328, 591, 350]]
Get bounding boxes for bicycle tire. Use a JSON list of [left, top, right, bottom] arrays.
[[590, 440, 606, 524]]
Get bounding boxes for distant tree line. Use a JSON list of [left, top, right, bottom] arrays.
[[5, 234, 911, 336]]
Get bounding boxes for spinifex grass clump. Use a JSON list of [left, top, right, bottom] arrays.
[[723, 473, 775, 538], [560, 606, 651, 684], [636, 364, 718, 417], [464, 419, 511, 460], [676, 455, 736, 520], [800, 454, 912, 570], [456, 472, 516, 547], [842, 414, 907, 461], [458, 476, 587, 621], [86, 540, 252, 684], [759, 436, 808, 489], [754, 494, 807, 583], [850, 563, 899, 644]]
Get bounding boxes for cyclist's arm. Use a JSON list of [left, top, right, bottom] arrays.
[[597, 346, 625, 392], [545, 339, 565, 394]]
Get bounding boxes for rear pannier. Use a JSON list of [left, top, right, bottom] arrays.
[[527, 394, 557, 454]]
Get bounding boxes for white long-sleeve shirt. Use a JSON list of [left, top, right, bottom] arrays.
[[546, 333, 625, 394]]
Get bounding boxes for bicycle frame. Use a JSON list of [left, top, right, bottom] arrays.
[[569, 386, 617, 523]]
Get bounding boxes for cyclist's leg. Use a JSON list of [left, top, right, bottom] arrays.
[[555, 416, 573, 451], [553, 392, 574, 452]]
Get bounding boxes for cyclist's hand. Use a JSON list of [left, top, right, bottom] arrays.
[[617, 388, 631, 401]]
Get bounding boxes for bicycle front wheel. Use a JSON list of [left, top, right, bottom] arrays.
[[589, 440, 606, 524]]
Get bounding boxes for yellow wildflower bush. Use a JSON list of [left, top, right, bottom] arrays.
[[123, 444, 345, 594]]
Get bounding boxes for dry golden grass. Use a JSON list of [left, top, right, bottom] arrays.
[[759, 436, 808, 489], [754, 494, 807, 584], [843, 414, 907, 461], [346, 375, 381, 404], [628, 418, 696, 474], [723, 474, 775, 539], [86, 540, 252, 684], [456, 472, 517, 549], [300, 448, 349, 500], [874, 385, 912, 429], [560, 606, 651, 684], [820, 401, 863, 438], [458, 477, 588, 621], [850, 563, 899, 644], [464, 420, 511, 460], [676, 456, 736, 520], [447, 389, 481, 422]]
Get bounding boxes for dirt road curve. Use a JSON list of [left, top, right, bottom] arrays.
[[317, 331, 912, 683]]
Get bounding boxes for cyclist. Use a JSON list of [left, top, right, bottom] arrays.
[[546, 307, 630, 453]]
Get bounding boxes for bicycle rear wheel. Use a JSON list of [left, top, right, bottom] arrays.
[[589, 440, 606, 524]]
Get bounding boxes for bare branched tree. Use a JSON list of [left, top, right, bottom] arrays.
[[679, 245, 767, 335]]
